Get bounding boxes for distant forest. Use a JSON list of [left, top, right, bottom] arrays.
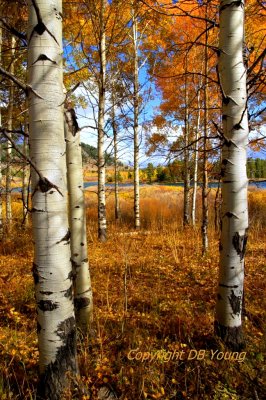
[[247, 157, 266, 179]]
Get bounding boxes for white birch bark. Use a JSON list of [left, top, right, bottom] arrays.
[[192, 71, 203, 226], [112, 96, 120, 220], [27, 0, 78, 397], [65, 106, 93, 333], [191, 93, 200, 226], [215, 0, 249, 350], [132, 5, 140, 230], [98, 0, 107, 242]]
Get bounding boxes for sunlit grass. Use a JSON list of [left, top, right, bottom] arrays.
[[0, 187, 265, 399]]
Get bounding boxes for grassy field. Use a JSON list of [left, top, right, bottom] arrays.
[[0, 186, 265, 399]]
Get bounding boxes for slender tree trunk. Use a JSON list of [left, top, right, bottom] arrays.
[[5, 35, 16, 230], [112, 97, 120, 220], [132, 5, 140, 230], [22, 124, 29, 225], [65, 105, 93, 333], [28, 1, 78, 397], [201, 15, 209, 254], [98, 0, 107, 242], [214, 179, 222, 232], [191, 90, 201, 226], [214, 0, 249, 351], [183, 57, 190, 226], [0, 21, 3, 238], [215, 148, 223, 232]]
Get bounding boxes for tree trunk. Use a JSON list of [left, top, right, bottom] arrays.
[[5, 35, 16, 230], [0, 21, 3, 239], [22, 123, 29, 226], [214, 0, 249, 351], [201, 15, 209, 254], [65, 105, 93, 333], [132, 5, 140, 230], [112, 97, 120, 220], [191, 90, 201, 226], [28, 1, 78, 397], [183, 57, 190, 226], [98, 0, 107, 242]]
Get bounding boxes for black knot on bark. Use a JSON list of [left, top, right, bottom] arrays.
[[39, 177, 53, 193], [232, 230, 248, 260], [228, 290, 242, 315], [74, 297, 91, 311], [38, 300, 59, 312]]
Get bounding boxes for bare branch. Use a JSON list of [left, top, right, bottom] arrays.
[[0, 65, 27, 92]]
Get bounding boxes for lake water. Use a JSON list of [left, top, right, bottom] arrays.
[[11, 180, 266, 193], [84, 181, 266, 190]]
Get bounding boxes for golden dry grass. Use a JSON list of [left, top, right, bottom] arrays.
[[0, 186, 265, 399]]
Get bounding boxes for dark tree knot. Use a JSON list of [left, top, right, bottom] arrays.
[[232, 230, 248, 260], [38, 300, 59, 312], [228, 290, 242, 315]]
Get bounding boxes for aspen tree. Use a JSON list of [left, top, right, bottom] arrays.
[[132, 1, 140, 230], [215, 0, 249, 350], [27, 0, 78, 397], [183, 55, 190, 226], [22, 124, 29, 225], [201, 8, 209, 254], [111, 92, 120, 220], [5, 35, 16, 230], [65, 104, 93, 332], [191, 89, 201, 226], [98, 0, 107, 242], [0, 21, 3, 238]]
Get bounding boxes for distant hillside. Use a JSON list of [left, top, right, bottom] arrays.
[[81, 142, 124, 167]]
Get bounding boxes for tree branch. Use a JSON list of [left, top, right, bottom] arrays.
[[0, 65, 27, 92], [1, 129, 63, 197], [0, 18, 27, 45]]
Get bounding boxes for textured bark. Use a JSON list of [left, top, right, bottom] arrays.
[[215, 0, 249, 350], [65, 106, 93, 333], [97, 0, 107, 242], [28, 0, 78, 397], [132, 5, 140, 230]]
